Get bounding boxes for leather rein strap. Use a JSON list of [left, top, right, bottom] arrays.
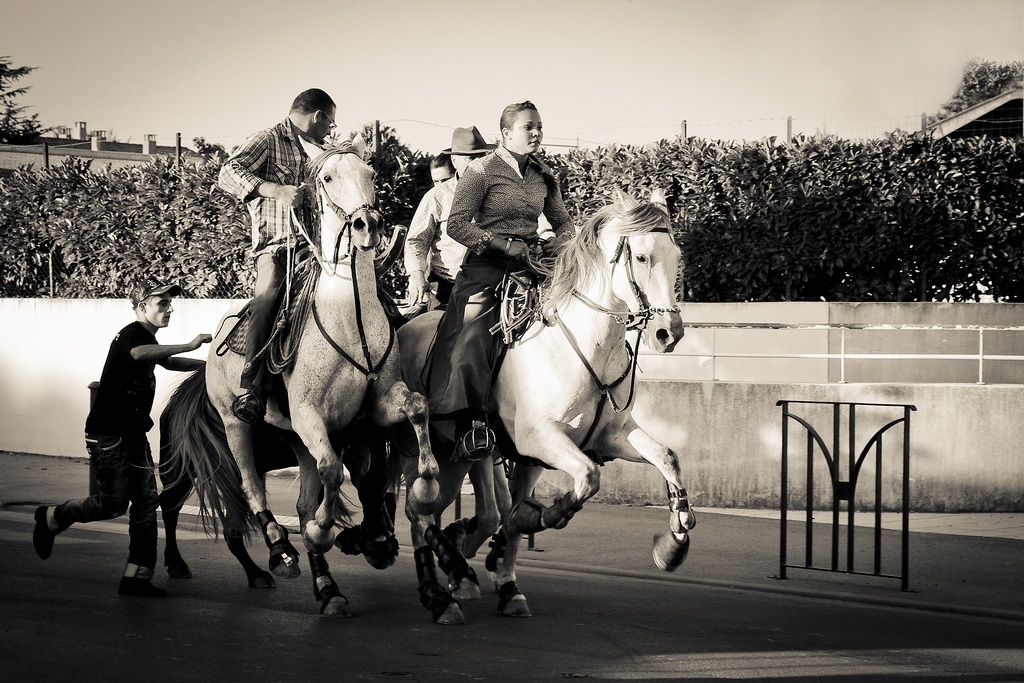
[[311, 251, 395, 383], [557, 226, 676, 450]]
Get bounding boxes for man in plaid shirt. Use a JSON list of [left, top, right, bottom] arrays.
[[217, 88, 337, 423]]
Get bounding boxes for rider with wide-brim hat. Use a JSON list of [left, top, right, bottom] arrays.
[[404, 126, 496, 317]]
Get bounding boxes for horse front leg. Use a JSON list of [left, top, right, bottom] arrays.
[[452, 455, 503, 559], [599, 417, 697, 572], [289, 407, 344, 555], [406, 491, 466, 625], [225, 423, 301, 577], [372, 380, 438, 505], [504, 427, 600, 536]]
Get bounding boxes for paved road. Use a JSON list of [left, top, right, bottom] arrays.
[[2, 452, 1023, 681]]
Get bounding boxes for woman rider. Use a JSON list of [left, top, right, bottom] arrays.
[[425, 101, 573, 459]]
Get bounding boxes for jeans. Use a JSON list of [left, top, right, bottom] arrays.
[[243, 250, 287, 385], [55, 433, 159, 569]]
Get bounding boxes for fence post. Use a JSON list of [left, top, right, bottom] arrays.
[[87, 382, 101, 496], [977, 328, 985, 385]]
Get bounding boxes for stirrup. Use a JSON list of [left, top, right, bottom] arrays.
[[452, 420, 495, 462], [232, 389, 265, 424]]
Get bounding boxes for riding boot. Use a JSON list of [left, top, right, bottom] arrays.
[[232, 362, 266, 424]]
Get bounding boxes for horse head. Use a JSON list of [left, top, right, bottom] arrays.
[[308, 134, 382, 264], [602, 188, 684, 353]]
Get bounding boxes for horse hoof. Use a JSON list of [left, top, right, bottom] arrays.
[[497, 581, 531, 617], [320, 595, 353, 618], [166, 563, 192, 580], [247, 571, 276, 589], [652, 531, 690, 572], [434, 602, 465, 626], [450, 577, 482, 602], [411, 477, 439, 505], [501, 593, 532, 618], [271, 553, 302, 579], [363, 534, 399, 570], [303, 521, 337, 555]]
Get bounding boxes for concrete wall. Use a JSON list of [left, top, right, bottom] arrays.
[[2, 298, 1021, 511], [643, 301, 1024, 384], [0, 298, 230, 458], [537, 381, 1024, 512]]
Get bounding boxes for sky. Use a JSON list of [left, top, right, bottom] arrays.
[[2, 0, 1022, 155]]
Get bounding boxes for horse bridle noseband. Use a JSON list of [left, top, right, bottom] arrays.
[[571, 226, 681, 329], [294, 150, 383, 275]]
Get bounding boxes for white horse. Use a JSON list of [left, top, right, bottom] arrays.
[[161, 137, 438, 616], [392, 189, 696, 622]]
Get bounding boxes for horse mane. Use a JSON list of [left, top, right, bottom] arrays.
[[543, 198, 673, 316]]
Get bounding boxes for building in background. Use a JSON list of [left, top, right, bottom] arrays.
[[0, 121, 198, 176], [927, 88, 1024, 140]]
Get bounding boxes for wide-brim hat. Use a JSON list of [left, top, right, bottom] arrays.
[[443, 126, 497, 156], [130, 281, 183, 307]]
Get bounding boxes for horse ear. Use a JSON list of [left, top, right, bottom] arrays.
[[351, 133, 368, 159], [611, 187, 640, 211], [650, 186, 668, 210]]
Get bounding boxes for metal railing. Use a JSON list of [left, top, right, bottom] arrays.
[[777, 399, 915, 591], [657, 322, 1024, 384]]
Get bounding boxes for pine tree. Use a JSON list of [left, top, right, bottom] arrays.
[[0, 55, 46, 144]]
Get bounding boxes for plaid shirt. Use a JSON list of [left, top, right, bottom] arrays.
[[218, 119, 315, 257], [447, 145, 572, 255]]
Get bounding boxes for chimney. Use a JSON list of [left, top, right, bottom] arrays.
[[73, 122, 88, 141], [142, 134, 158, 155], [90, 131, 107, 152]]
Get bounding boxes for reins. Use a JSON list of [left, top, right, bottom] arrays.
[[290, 150, 393, 383], [554, 225, 679, 450], [311, 250, 395, 383]]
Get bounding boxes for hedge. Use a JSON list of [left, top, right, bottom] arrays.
[[2, 131, 1022, 302]]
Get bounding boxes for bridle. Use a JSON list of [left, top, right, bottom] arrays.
[[293, 150, 382, 277], [570, 226, 681, 329], [552, 225, 681, 450]]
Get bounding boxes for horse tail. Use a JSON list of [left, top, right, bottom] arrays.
[[158, 369, 255, 539]]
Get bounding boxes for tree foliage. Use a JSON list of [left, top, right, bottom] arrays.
[[0, 55, 46, 144], [931, 58, 1024, 125], [3, 128, 1023, 303]]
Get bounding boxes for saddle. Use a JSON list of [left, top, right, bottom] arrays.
[[217, 258, 408, 373], [489, 269, 544, 346], [216, 258, 319, 375]]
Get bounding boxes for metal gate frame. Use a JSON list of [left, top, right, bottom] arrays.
[[777, 399, 916, 591]]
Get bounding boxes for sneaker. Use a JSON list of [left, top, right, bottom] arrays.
[[118, 576, 168, 597], [32, 506, 57, 559], [231, 389, 265, 423]]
